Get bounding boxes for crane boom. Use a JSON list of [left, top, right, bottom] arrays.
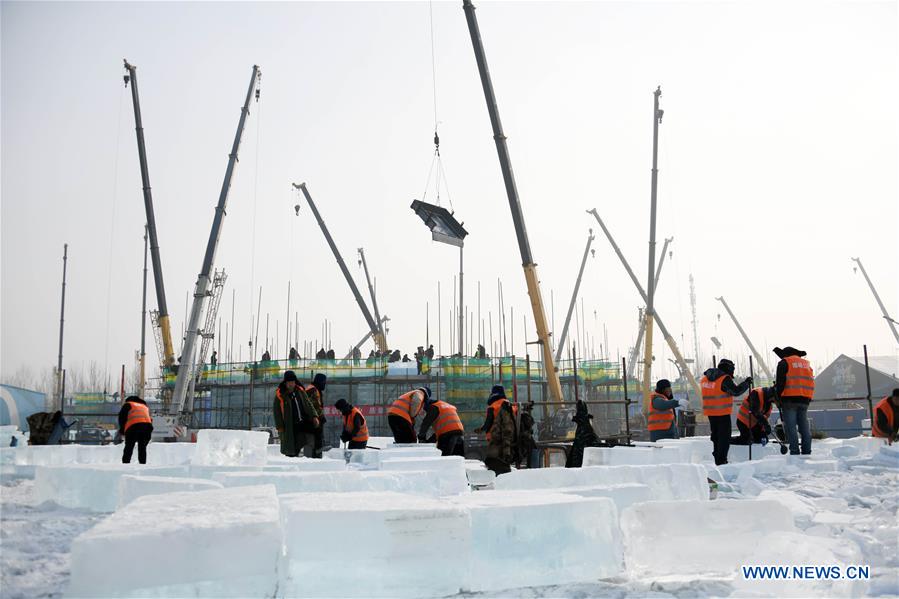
[[715, 296, 773, 380], [555, 231, 594, 364], [172, 65, 261, 416], [852, 257, 899, 345], [462, 0, 563, 404], [294, 183, 388, 353], [123, 59, 176, 368], [358, 248, 387, 345], [626, 236, 672, 380], [588, 208, 701, 400]]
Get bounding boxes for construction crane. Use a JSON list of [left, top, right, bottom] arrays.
[[123, 60, 176, 369], [626, 236, 673, 381], [555, 230, 595, 364], [463, 0, 563, 405], [589, 208, 701, 401], [689, 274, 701, 378], [171, 65, 261, 420], [715, 296, 773, 380], [642, 86, 664, 411], [344, 316, 390, 360], [357, 248, 387, 347], [294, 183, 388, 353], [852, 257, 899, 345]]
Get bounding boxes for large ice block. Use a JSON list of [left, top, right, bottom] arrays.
[[379, 443, 442, 458], [265, 455, 347, 471], [620, 499, 794, 576], [117, 474, 223, 508], [67, 485, 281, 597], [191, 429, 269, 466], [34, 464, 188, 512], [279, 491, 471, 597], [324, 447, 381, 470], [448, 490, 622, 590], [379, 455, 469, 496], [757, 489, 817, 526], [583, 445, 686, 466], [556, 482, 653, 511], [215, 469, 443, 496]]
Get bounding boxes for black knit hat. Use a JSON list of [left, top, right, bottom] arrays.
[[773, 346, 807, 358], [418, 386, 432, 399], [655, 379, 672, 393], [334, 399, 350, 413], [283, 370, 298, 383], [490, 385, 505, 397], [312, 373, 327, 391], [717, 359, 735, 376]]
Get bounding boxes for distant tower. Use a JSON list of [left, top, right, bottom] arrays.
[[689, 274, 701, 378]]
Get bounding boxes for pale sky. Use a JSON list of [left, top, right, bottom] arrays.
[[2, 0, 897, 387]]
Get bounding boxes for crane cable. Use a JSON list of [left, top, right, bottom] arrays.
[[420, 1, 455, 213], [248, 77, 263, 358], [103, 84, 126, 392]]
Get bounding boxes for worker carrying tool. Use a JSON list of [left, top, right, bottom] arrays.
[[701, 358, 753, 465], [418, 396, 465, 456], [335, 399, 368, 449], [274, 371, 318, 458], [647, 378, 688, 442], [387, 387, 430, 443], [774, 346, 815, 455], [118, 396, 153, 464], [304, 374, 328, 458], [731, 386, 775, 445], [872, 389, 899, 444]]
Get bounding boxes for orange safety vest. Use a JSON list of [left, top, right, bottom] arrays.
[[701, 375, 734, 417], [872, 397, 896, 439], [124, 401, 152, 432], [344, 407, 369, 443], [647, 392, 676, 432], [431, 400, 464, 439], [388, 390, 425, 424], [485, 399, 510, 442], [781, 356, 815, 400], [736, 387, 773, 428], [304, 385, 323, 413]]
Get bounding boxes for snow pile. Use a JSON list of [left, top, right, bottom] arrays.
[[67, 485, 281, 598], [279, 491, 470, 597], [117, 474, 223, 508], [34, 464, 189, 512], [448, 490, 623, 590], [191, 429, 269, 466]]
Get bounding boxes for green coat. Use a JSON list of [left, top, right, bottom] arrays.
[[274, 385, 315, 457]]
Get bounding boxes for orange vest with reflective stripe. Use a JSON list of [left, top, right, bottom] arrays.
[[647, 392, 676, 432], [431, 400, 464, 439], [344, 407, 369, 443], [781, 356, 815, 400], [124, 401, 152, 432], [485, 399, 509, 442], [304, 385, 323, 414], [872, 397, 896, 438], [736, 387, 773, 428], [388, 390, 424, 424], [701, 375, 734, 417]]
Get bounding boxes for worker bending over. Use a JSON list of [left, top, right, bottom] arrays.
[[731, 386, 775, 445], [418, 396, 465, 456], [873, 389, 899, 444], [701, 358, 753, 465], [387, 387, 430, 443], [335, 399, 369, 449], [118, 395, 153, 464]]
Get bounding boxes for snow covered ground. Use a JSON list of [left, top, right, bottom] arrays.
[[1, 433, 896, 598]]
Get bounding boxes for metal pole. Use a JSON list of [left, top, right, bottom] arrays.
[[296, 182, 384, 351], [749, 354, 754, 461], [863, 345, 874, 431], [555, 231, 595, 363], [463, 0, 563, 405], [172, 65, 261, 417], [642, 86, 663, 413], [459, 244, 464, 358], [626, 238, 671, 380], [123, 60, 175, 367], [140, 227, 148, 396], [716, 296, 774, 380], [852, 258, 899, 345], [622, 357, 631, 444], [358, 248, 386, 344], [56, 243, 68, 411], [438, 281, 442, 356], [286, 281, 291, 359], [588, 208, 701, 400]]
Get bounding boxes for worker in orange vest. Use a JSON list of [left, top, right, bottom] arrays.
[[773, 346, 815, 455], [701, 358, 753, 465], [731, 386, 775, 445], [117, 395, 154, 464], [872, 389, 899, 444], [387, 387, 430, 443], [304, 373, 327, 458], [418, 397, 465, 456], [476, 385, 510, 440], [335, 399, 369, 449], [647, 379, 688, 442]]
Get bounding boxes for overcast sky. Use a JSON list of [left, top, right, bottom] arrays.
[[2, 0, 897, 388]]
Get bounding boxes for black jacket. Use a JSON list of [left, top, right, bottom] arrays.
[[703, 367, 752, 397], [480, 395, 507, 433]]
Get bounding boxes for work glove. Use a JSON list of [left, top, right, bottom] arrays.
[[762, 420, 772, 436], [744, 377, 754, 386], [677, 398, 690, 409], [319, 415, 327, 425], [760, 435, 769, 447], [417, 434, 428, 443]]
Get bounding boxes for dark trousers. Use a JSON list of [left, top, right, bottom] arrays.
[[708, 415, 732, 465], [730, 420, 764, 445], [312, 426, 324, 458], [436, 432, 465, 457], [388, 415, 417, 444], [122, 423, 152, 464], [485, 457, 511, 476], [347, 440, 367, 449]]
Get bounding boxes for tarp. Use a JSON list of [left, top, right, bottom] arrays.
[[814, 354, 899, 400], [0, 384, 47, 431]]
